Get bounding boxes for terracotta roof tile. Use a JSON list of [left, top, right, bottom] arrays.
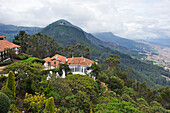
[[0, 40, 20, 52], [50, 60, 60, 67], [51, 54, 67, 63], [44, 55, 65, 67], [67, 57, 95, 65], [44, 54, 95, 67], [44, 57, 52, 63], [0, 36, 5, 39]]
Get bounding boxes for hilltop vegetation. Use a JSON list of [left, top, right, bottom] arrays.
[[0, 53, 170, 112]]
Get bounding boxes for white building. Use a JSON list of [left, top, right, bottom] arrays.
[[44, 54, 96, 78], [0, 36, 20, 62], [67, 57, 94, 75]]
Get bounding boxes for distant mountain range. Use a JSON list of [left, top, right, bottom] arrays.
[[0, 20, 170, 89], [93, 32, 153, 52], [0, 23, 42, 42]]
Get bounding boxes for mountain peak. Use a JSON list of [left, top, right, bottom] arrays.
[[46, 19, 83, 31], [54, 19, 73, 26]]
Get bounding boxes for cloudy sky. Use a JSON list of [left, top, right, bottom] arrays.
[[0, 0, 170, 39]]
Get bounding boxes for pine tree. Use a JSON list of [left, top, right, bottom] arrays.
[[6, 71, 16, 98], [45, 97, 55, 113]]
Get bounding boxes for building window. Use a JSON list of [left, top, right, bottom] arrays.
[[71, 68, 74, 72], [75, 67, 80, 72]]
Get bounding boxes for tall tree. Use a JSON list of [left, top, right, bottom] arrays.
[[14, 32, 59, 58], [13, 31, 30, 53], [87, 63, 101, 81], [6, 71, 16, 98], [103, 54, 120, 72], [26, 33, 58, 58], [64, 45, 77, 57], [75, 44, 90, 57]]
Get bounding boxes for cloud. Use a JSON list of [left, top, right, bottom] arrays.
[[0, 0, 170, 39]]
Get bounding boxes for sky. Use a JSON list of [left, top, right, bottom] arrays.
[[0, 0, 170, 39]]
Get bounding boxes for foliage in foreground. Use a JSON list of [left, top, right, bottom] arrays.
[[0, 52, 170, 112], [0, 92, 10, 113]]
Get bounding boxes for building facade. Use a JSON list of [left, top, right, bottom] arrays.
[[0, 36, 20, 62], [44, 54, 96, 77]]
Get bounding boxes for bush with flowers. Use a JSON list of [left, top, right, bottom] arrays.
[[23, 92, 47, 113]]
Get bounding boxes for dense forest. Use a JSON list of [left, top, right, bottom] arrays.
[[0, 32, 170, 112]]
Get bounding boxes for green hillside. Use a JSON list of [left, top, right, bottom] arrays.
[[41, 20, 170, 89]]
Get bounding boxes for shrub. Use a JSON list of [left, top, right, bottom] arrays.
[[106, 76, 124, 95], [6, 71, 16, 98], [10, 104, 20, 113], [0, 75, 7, 89], [121, 94, 133, 102], [150, 101, 162, 107], [23, 92, 47, 113], [44, 97, 55, 113], [0, 92, 10, 113], [0, 86, 13, 100], [0, 60, 13, 66], [21, 57, 45, 64], [14, 53, 31, 60], [137, 98, 149, 106]]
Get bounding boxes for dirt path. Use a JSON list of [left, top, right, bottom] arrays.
[[0, 66, 7, 72]]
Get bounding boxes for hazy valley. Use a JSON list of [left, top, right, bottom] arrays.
[[144, 42, 170, 72]]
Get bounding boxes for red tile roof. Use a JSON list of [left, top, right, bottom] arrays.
[[44, 56, 62, 67], [44, 57, 52, 62], [51, 60, 60, 67], [0, 40, 20, 52], [44, 54, 95, 67], [67, 57, 95, 65], [0, 36, 5, 39], [51, 54, 67, 63]]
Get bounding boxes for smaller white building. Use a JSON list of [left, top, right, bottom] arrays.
[[67, 57, 94, 75]]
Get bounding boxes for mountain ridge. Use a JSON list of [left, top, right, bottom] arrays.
[[0, 23, 42, 42], [93, 32, 153, 52]]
